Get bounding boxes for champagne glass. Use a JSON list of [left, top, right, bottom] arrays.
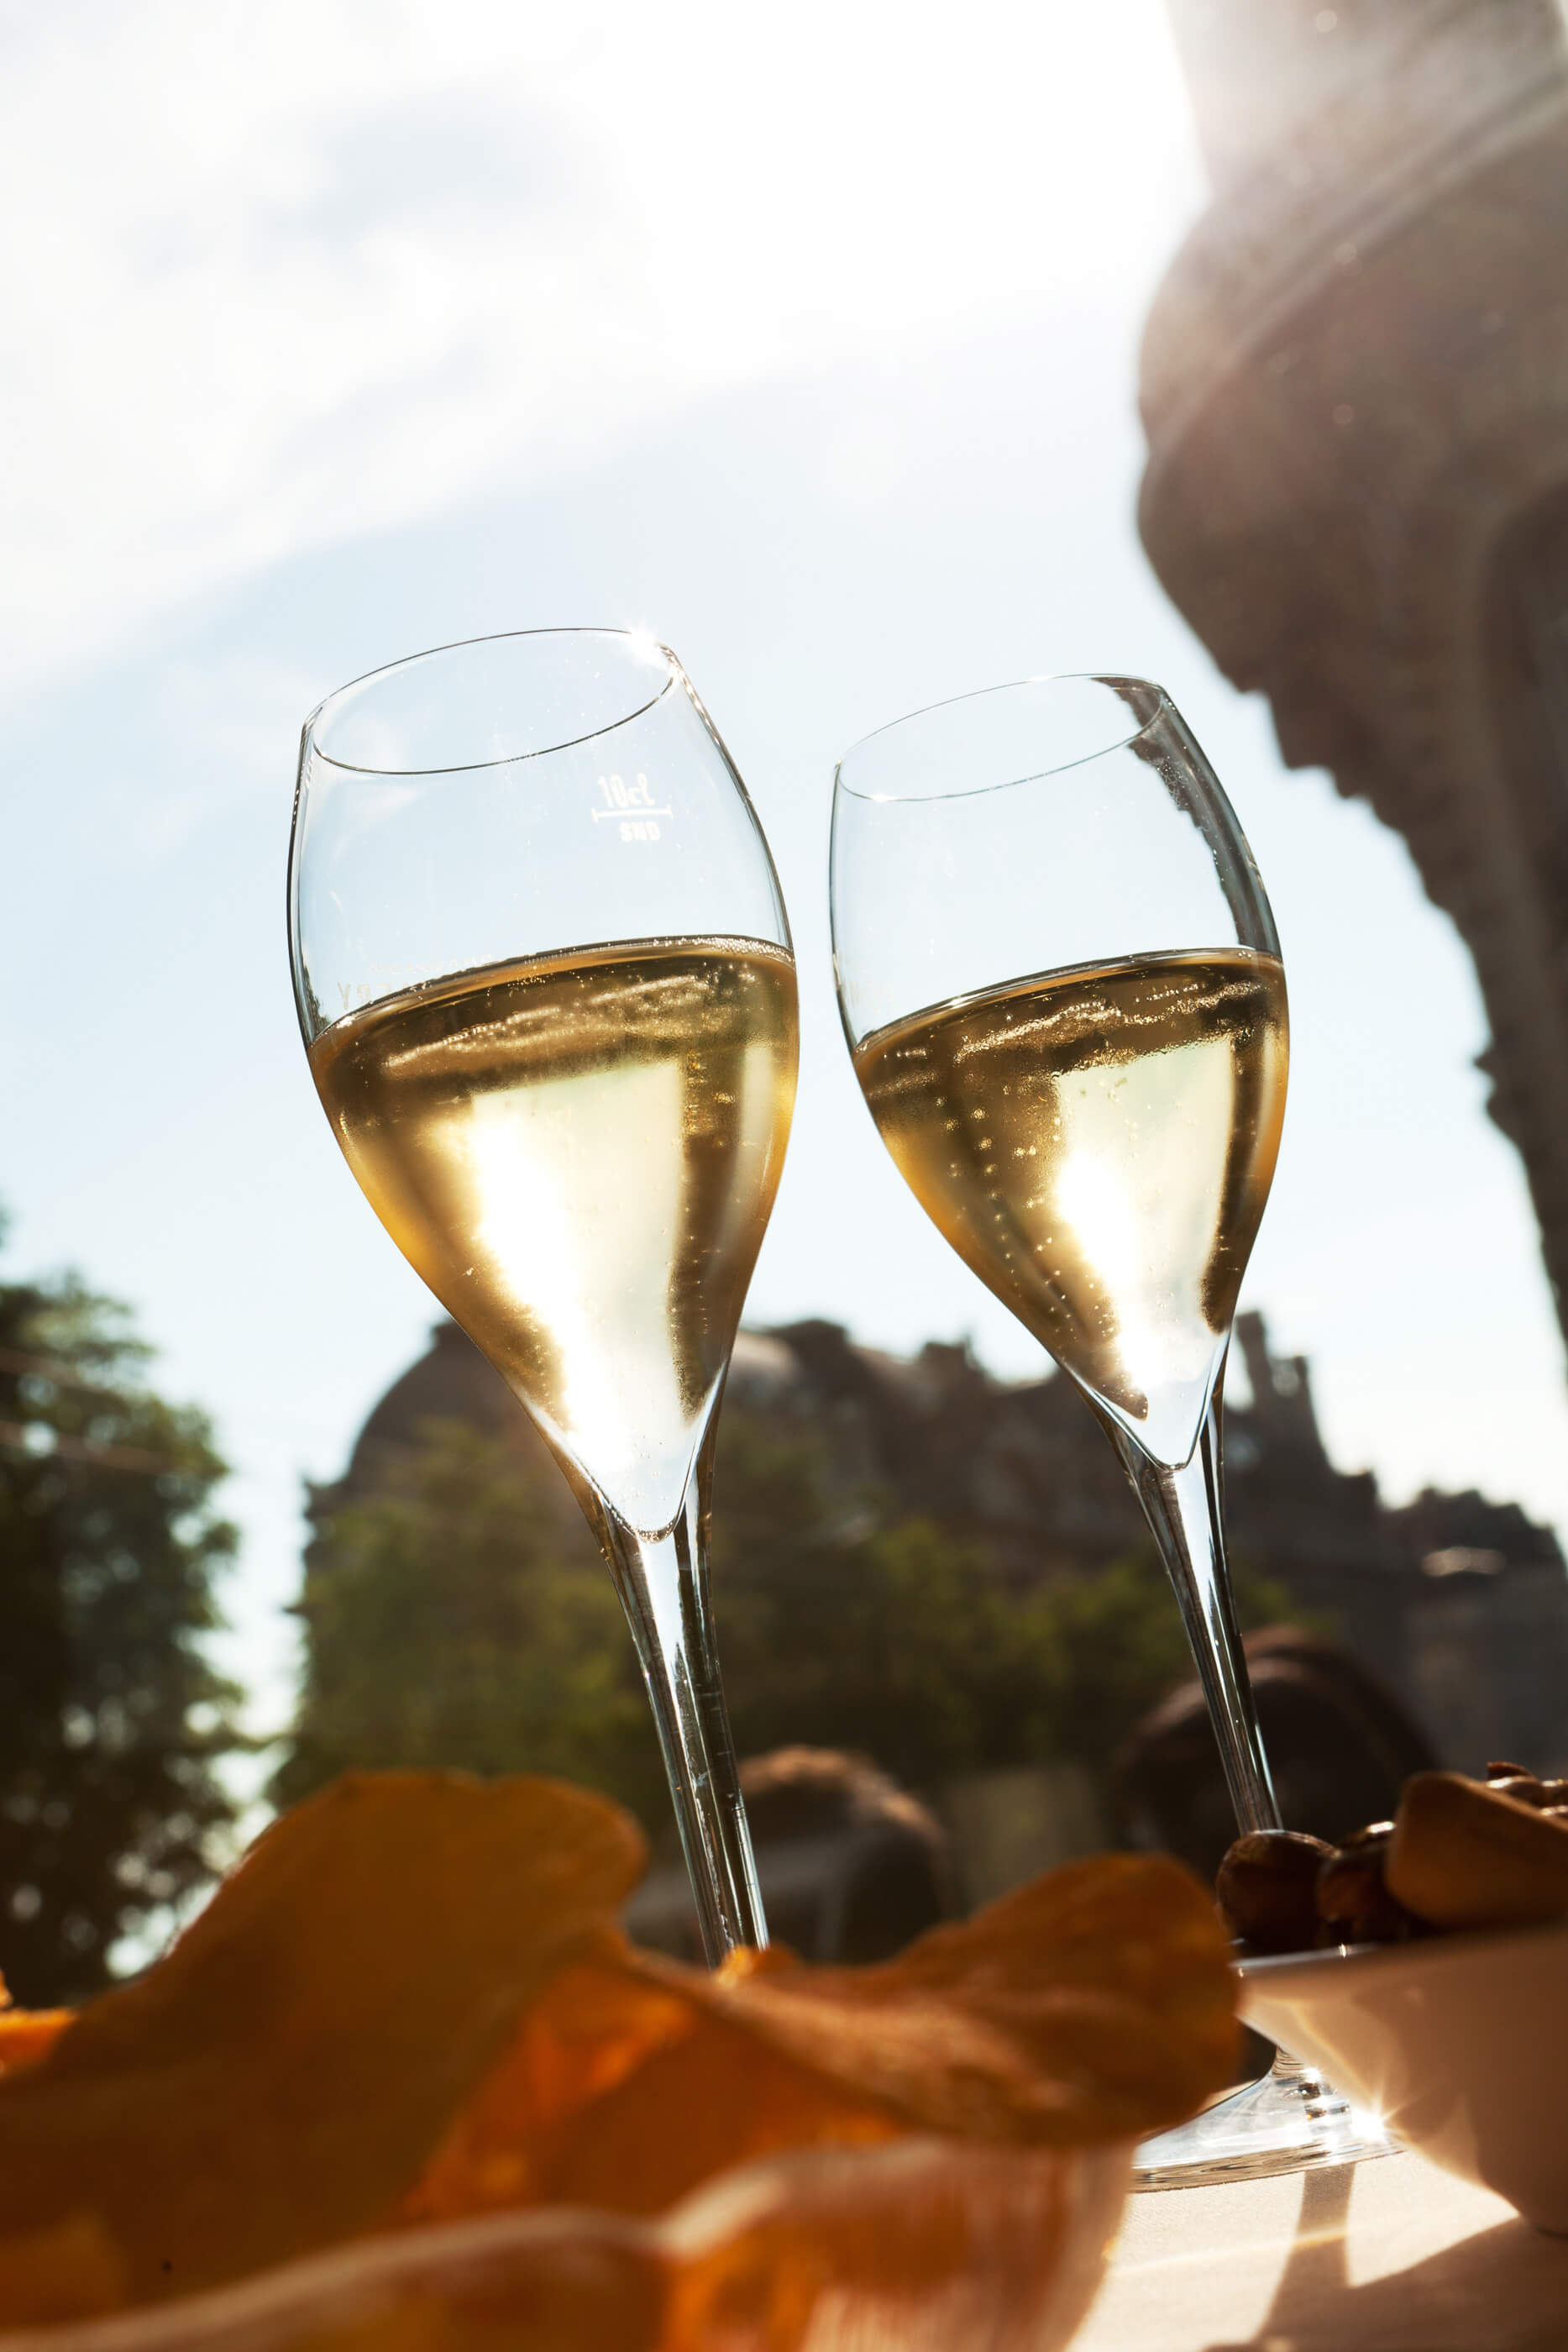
[[831, 672, 1390, 2182], [288, 628, 797, 1964]]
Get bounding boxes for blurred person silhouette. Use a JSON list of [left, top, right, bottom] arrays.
[[1112, 1626, 1440, 1882], [624, 1746, 952, 1964]]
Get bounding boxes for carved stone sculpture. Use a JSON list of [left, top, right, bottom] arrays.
[[1142, 0, 1568, 1320]]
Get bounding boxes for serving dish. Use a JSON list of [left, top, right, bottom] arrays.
[[1239, 1915, 1568, 2231]]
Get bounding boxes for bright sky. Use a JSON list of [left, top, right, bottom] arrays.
[[3, 0, 1564, 1741]]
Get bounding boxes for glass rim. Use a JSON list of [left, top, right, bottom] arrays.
[[302, 625, 679, 779], [832, 670, 1170, 804]]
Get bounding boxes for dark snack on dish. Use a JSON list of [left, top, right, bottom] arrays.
[[1482, 1769, 1568, 1810], [1214, 1830, 1330, 1953], [1314, 1825, 1424, 1947], [1219, 1769, 1568, 1956], [1387, 1772, 1568, 1931]]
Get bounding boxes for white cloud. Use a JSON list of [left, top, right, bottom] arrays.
[[0, 0, 1196, 697]]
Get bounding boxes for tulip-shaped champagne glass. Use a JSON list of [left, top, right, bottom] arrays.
[[289, 629, 797, 1963], [831, 673, 1387, 2182]]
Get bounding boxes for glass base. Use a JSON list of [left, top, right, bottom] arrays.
[[1132, 2057, 1400, 2189]]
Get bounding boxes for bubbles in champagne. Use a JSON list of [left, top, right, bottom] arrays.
[[310, 937, 798, 1534], [854, 949, 1287, 1467]]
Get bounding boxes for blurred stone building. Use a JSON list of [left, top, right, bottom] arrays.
[[310, 1312, 1568, 1775], [1143, 0, 1568, 1330]]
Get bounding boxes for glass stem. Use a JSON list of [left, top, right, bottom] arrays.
[[1106, 1394, 1342, 2112], [594, 1467, 767, 1966], [1099, 1389, 1282, 1836]]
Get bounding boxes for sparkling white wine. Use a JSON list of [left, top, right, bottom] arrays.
[[853, 948, 1287, 1465], [310, 936, 798, 1533]]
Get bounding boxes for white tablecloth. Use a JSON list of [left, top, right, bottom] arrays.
[[1074, 2149, 1568, 2351]]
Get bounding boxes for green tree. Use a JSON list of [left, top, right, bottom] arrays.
[[277, 1407, 1063, 1827], [0, 1253, 243, 2003], [1022, 1547, 1298, 1775], [710, 1415, 1057, 1784], [274, 1420, 663, 1819], [275, 1398, 1302, 1835]]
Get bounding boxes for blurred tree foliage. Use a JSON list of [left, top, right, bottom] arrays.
[[273, 1420, 654, 1814], [0, 1247, 243, 2003], [707, 1415, 1055, 1789], [276, 1399, 1293, 1832]]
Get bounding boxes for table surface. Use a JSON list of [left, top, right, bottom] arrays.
[[1073, 2149, 1568, 2352]]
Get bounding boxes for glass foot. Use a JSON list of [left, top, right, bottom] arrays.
[[1132, 2055, 1400, 2189]]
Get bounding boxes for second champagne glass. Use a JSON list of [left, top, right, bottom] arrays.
[[831, 672, 1388, 2181], [290, 629, 797, 1964]]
